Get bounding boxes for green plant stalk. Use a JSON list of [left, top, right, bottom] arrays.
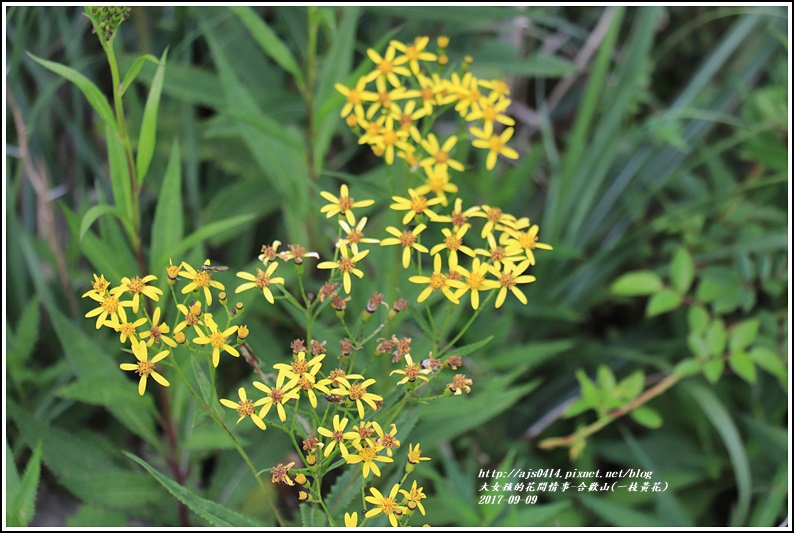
[[537, 372, 681, 450], [438, 290, 496, 357], [102, 39, 147, 278]]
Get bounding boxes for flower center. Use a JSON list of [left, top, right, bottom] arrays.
[[359, 446, 377, 462], [332, 430, 345, 443], [377, 60, 394, 75], [499, 272, 516, 288], [488, 135, 504, 153], [518, 232, 537, 249], [298, 376, 313, 390], [137, 360, 154, 376], [486, 207, 503, 222], [398, 231, 416, 248], [338, 257, 356, 273], [255, 268, 271, 288], [429, 272, 446, 290], [451, 212, 467, 227], [482, 105, 497, 122], [378, 434, 398, 449], [237, 399, 255, 417], [329, 369, 346, 384], [194, 271, 212, 288], [491, 247, 506, 261], [466, 272, 485, 290], [382, 129, 397, 146], [410, 195, 429, 213], [447, 271, 462, 281], [338, 196, 354, 212], [404, 364, 421, 380], [270, 388, 284, 404], [444, 234, 461, 250], [186, 313, 199, 326], [149, 325, 162, 340], [93, 277, 110, 292], [406, 45, 420, 61], [379, 496, 398, 515], [421, 87, 434, 102], [260, 244, 279, 261], [357, 423, 374, 440], [434, 150, 449, 164], [347, 89, 361, 105], [399, 113, 413, 130], [348, 383, 366, 400], [102, 295, 121, 314], [127, 276, 144, 294], [292, 359, 309, 375], [209, 330, 226, 349], [119, 322, 136, 337], [377, 91, 391, 106], [348, 230, 363, 244]]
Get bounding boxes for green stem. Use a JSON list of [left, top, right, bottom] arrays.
[[438, 291, 495, 357]]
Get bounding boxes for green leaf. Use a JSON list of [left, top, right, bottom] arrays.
[[120, 54, 159, 97], [579, 494, 666, 527], [575, 369, 599, 407], [300, 504, 325, 527], [154, 213, 256, 268], [597, 365, 616, 392], [706, 318, 727, 358], [150, 140, 184, 274], [646, 289, 682, 317], [507, 502, 572, 527], [670, 247, 694, 293], [66, 505, 127, 527], [728, 352, 756, 384], [685, 383, 752, 526], [703, 359, 724, 384], [105, 124, 133, 233], [491, 52, 579, 77], [27, 52, 116, 132], [125, 452, 260, 527], [324, 455, 361, 517], [8, 442, 42, 526], [630, 406, 663, 429], [8, 402, 162, 509], [674, 359, 702, 378], [750, 346, 787, 384], [687, 306, 709, 334], [749, 464, 788, 527], [564, 397, 593, 418], [446, 335, 494, 358], [729, 319, 760, 353], [686, 332, 709, 359], [79, 204, 133, 242], [7, 297, 39, 367], [615, 371, 645, 401], [136, 48, 168, 185], [229, 6, 304, 89], [610, 271, 663, 296]]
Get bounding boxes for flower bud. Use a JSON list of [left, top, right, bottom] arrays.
[[306, 454, 317, 466], [237, 325, 249, 341], [294, 473, 308, 485], [174, 331, 187, 345]]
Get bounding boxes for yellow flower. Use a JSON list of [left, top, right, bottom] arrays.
[[335, 77, 377, 120], [470, 126, 519, 170], [110, 274, 163, 313], [419, 133, 465, 173], [429, 225, 476, 269], [452, 258, 499, 310], [180, 260, 225, 306], [139, 306, 177, 348], [407, 443, 431, 465], [380, 224, 429, 269], [174, 301, 204, 337], [449, 72, 483, 116], [490, 259, 536, 308], [373, 422, 401, 457], [364, 45, 411, 88], [415, 74, 448, 116], [366, 76, 417, 120], [220, 387, 268, 431], [356, 115, 385, 146], [165, 259, 182, 285], [317, 414, 358, 457], [285, 364, 332, 409], [120, 338, 170, 396], [104, 306, 147, 344], [317, 244, 369, 294], [437, 36, 450, 49], [369, 115, 409, 165], [345, 442, 394, 479], [273, 351, 325, 381], [390, 189, 442, 225], [339, 216, 380, 255], [471, 204, 516, 239], [335, 378, 382, 418], [82, 273, 111, 299], [280, 243, 320, 265], [84, 291, 132, 329], [465, 91, 515, 135], [391, 36, 437, 76], [271, 461, 296, 486], [475, 232, 523, 271], [390, 354, 431, 386], [414, 165, 458, 206], [344, 512, 359, 527], [433, 197, 480, 230], [364, 484, 405, 527], [478, 78, 511, 97], [235, 262, 285, 304], [399, 480, 428, 516], [254, 372, 300, 423], [192, 321, 239, 368], [448, 374, 473, 395], [258, 240, 283, 264], [389, 100, 428, 143], [319, 184, 375, 226], [409, 253, 464, 304], [500, 221, 553, 265]]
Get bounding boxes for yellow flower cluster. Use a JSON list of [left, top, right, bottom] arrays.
[[335, 36, 520, 206], [382, 193, 552, 309]]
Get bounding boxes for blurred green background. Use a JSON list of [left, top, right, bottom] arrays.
[[5, 5, 789, 527]]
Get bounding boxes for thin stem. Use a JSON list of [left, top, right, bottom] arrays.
[[438, 291, 495, 357]]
